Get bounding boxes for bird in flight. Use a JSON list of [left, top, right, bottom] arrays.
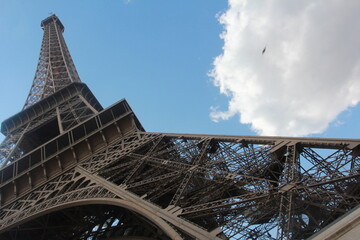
[[262, 46, 266, 55]]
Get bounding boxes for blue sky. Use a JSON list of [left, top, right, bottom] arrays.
[[0, 0, 359, 141]]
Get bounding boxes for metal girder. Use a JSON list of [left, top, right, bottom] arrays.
[[1, 128, 359, 239], [93, 132, 360, 239], [0, 14, 360, 240]]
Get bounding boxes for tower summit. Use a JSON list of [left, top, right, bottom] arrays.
[[0, 15, 98, 168], [24, 14, 80, 109], [0, 14, 359, 240]]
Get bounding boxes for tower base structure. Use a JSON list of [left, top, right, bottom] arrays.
[[0, 15, 360, 240], [0, 83, 359, 239]]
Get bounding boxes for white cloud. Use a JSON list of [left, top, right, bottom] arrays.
[[210, 0, 360, 136]]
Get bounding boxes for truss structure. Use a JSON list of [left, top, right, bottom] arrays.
[[0, 14, 359, 240], [0, 15, 82, 168], [24, 14, 80, 109]]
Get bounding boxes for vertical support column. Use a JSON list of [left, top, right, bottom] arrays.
[[13, 181, 17, 197], [27, 172, 32, 188], [56, 107, 64, 134], [277, 143, 300, 240]]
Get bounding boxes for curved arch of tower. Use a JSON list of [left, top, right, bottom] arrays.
[[0, 14, 359, 240]]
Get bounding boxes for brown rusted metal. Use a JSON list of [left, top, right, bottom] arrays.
[[0, 14, 359, 240]]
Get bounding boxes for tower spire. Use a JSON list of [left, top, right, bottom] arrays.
[[23, 14, 81, 109]]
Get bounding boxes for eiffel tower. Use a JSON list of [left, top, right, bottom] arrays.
[[0, 14, 359, 240]]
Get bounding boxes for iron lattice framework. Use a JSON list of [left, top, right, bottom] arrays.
[[24, 14, 80, 109], [0, 14, 359, 240], [0, 15, 82, 168]]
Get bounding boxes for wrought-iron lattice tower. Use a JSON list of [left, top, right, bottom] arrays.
[[0, 15, 359, 240]]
